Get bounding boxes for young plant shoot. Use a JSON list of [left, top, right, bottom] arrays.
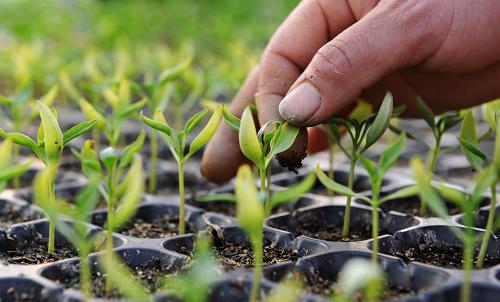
[[316, 133, 414, 263], [0, 101, 97, 253], [458, 110, 500, 268], [327, 92, 401, 237], [334, 258, 385, 302], [137, 58, 191, 193], [79, 78, 146, 149], [221, 105, 300, 213], [411, 157, 496, 302], [141, 107, 222, 234], [235, 164, 265, 302], [415, 97, 462, 215], [73, 135, 145, 273], [34, 170, 101, 301]]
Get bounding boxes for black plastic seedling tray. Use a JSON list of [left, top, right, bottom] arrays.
[[1, 154, 500, 301]]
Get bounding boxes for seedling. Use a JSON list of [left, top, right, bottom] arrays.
[[0, 101, 97, 253], [458, 110, 500, 268], [317, 133, 415, 263], [326, 92, 401, 237], [141, 107, 222, 234], [101, 236, 217, 302], [221, 105, 300, 212], [79, 78, 146, 149], [73, 136, 145, 278], [34, 170, 101, 301], [334, 258, 385, 302], [0, 85, 58, 187], [411, 157, 496, 302], [138, 58, 191, 193], [0, 138, 32, 191], [415, 97, 462, 215]]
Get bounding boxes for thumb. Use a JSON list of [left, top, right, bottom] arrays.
[[278, 1, 450, 126]]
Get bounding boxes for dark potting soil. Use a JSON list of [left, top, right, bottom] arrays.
[[213, 237, 299, 269], [268, 220, 387, 242], [117, 215, 194, 239], [296, 272, 416, 301], [52, 258, 172, 299], [3, 286, 39, 302], [0, 234, 77, 265], [0, 209, 42, 230], [187, 199, 236, 216], [388, 242, 499, 269]]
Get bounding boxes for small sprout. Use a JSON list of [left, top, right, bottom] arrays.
[[316, 133, 411, 263], [0, 101, 97, 253], [0, 139, 31, 191], [221, 105, 301, 213], [335, 258, 385, 302], [415, 97, 462, 215], [141, 107, 221, 234], [326, 92, 400, 237], [458, 110, 499, 268], [411, 157, 496, 302]]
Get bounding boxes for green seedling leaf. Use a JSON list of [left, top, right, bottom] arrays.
[[184, 109, 208, 136], [38, 102, 63, 162], [432, 182, 465, 206], [157, 58, 192, 86], [187, 107, 222, 159], [266, 122, 300, 166], [440, 113, 462, 132], [236, 165, 264, 239], [74, 179, 101, 219], [315, 165, 370, 202], [141, 110, 175, 137], [79, 140, 102, 179], [458, 138, 487, 168], [470, 166, 497, 204], [195, 193, 236, 203], [221, 105, 240, 132], [79, 98, 105, 130], [99, 147, 119, 171], [270, 172, 316, 209], [63, 119, 98, 146], [459, 111, 485, 171], [117, 98, 147, 119], [113, 156, 144, 228], [239, 107, 263, 168], [201, 99, 222, 112], [483, 99, 500, 129], [0, 95, 14, 106], [0, 130, 37, 150], [379, 133, 406, 173], [392, 105, 407, 117], [0, 139, 13, 169], [99, 252, 150, 302], [337, 258, 384, 297], [493, 112, 500, 171], [380, 185, 419, 204], [411, 157, 449, 218], [365, 92, 393, 149], [119, 130, 146, 171], [33, 168, 57, 221], [360, 156, 379, 186], [349, 100, 373, 122], [416, 97, 435, 130], [0, 160, 31, 183]]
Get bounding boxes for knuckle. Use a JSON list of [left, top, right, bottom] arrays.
[[309, 41, 355, 84]]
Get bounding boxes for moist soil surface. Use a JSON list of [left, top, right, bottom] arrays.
[[388, 242, 499, 269], [117, 215, 194, 239], [52, 258, 172, 299], [0, 209, 42, 230], [0, 234, 78, 265], [268, 220, 388, 242], [297, 272, 417, 301], [377, 197, 489, 217], [212, 237, 299, 268], [187, 199, 236, 216]]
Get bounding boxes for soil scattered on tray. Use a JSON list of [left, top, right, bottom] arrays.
[[118, 215, 194, 238], [0, 209, 42, 230], [268, 220, 387, 242], [296, 272, 417, 301], [0, 231, 77, 265], [213, 237, 299, 268], [52, 257, 174, 299], [388, 242, 499, 269]]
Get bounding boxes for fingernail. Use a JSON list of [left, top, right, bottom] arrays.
[[279, 82, 321, 124]]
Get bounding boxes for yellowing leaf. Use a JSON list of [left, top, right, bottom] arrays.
[[38, 102, 63, 163]]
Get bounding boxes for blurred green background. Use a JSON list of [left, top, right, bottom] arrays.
[[0, 0, 299, 98]]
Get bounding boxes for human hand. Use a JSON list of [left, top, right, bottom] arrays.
[[201, 0, 500, 183]]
